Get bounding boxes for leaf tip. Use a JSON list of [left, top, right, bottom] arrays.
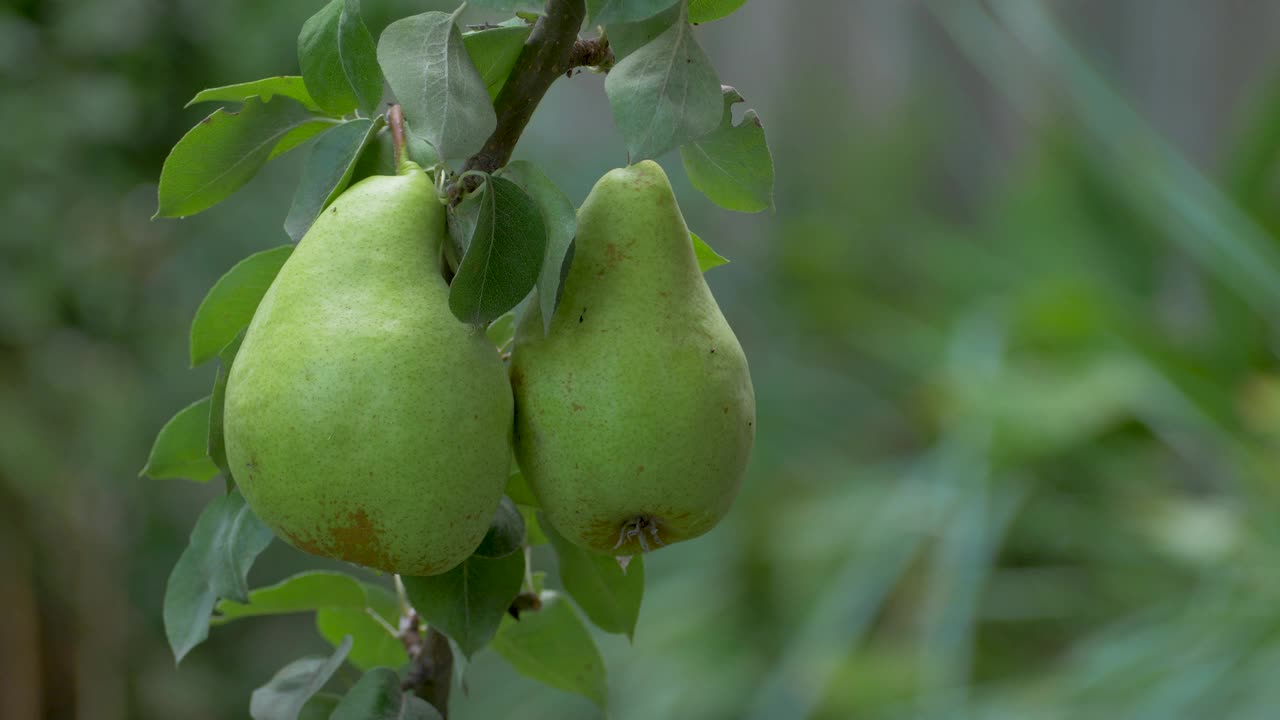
[[169, 638, 194, 667]]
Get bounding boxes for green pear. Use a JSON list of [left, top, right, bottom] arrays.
[[511, 160, 755, 555], [224, 162, 512, 575]]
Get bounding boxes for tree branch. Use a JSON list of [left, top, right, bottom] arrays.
[[400, 616, 453, 719], [397, 591, 548, 718], [452, 0, 590, 201]]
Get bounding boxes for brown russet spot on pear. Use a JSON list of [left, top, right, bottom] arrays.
[[224, 161, 513, 576], [510, 160, 755, 556]]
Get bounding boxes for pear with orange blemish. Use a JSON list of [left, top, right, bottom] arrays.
[[223, 160, 512, 575], [510, 160, 755, 556]]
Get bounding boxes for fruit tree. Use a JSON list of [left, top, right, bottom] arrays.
[[141, 0, 772, 716]]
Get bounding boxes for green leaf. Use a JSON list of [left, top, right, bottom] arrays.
[[445, 180, 483, 270], [529, 571, 548, 593], [189, 246, 293, 367], [270, 122, 335, 161], [505, 471, 547, 545], [486, 312, 516, 349], [605, 2, 681, 60], [491, 591, 608, 709], [474, 497, 525, 558], [217, 577, 404, 673], [250, 636, 352, 720], [495, 161, 576, 333], [164, 490, 274, 663], [141, 397, 220, 482], [588, 0, 679, 25], [463, 24, 533, 99], [404, 127, 441, 168], [466, 0, 542, 12], [330, 667, 442, 720], [679, 86, 774, 212], [519, 504, 547, 545], [504, 471, 539, 508], [213, 571, 369, 622], [402, 550, 525, 657], [448, 176, 547, 325], [688, 0, 747, 23], [298, 0, 385, 116], [604, 4, 721, 160], [542, 513, 644, 638], [208, 331, 245, 484], [155, 97, 331, 218], [350, 126, 397, 180], [378, 8, 497, 160], [314, 609, 406, 672], [187, 77, 322, 112], [315, 585, 409, 671], [299, 693, 342, 720], [284, 118, 379, 241], [351, 121, 438, 182], [690, 230, 728, 272]]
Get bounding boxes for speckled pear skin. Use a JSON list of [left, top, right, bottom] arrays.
[[510, 160, 755, 555], [224, 163, 512, 575]]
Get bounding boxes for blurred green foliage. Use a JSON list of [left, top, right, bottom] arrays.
[[3, 1, 1280, 719]]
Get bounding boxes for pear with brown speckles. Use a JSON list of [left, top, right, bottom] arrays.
[[224, 161, 512, 575], [511, 160, 755, 555]]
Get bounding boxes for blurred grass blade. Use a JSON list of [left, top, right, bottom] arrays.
[[1224, 70, 1280, 225], [747, 462, 957, 720], [931, 0, 1280, 317], [917, 467, 1025, 717]]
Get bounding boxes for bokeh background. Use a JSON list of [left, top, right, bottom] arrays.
[[5, 0, 1280, 718]]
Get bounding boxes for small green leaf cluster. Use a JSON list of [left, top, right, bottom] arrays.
[[144, 0, 765, 715]]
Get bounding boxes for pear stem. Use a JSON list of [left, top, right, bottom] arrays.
[[389, 103, 407, 170]]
